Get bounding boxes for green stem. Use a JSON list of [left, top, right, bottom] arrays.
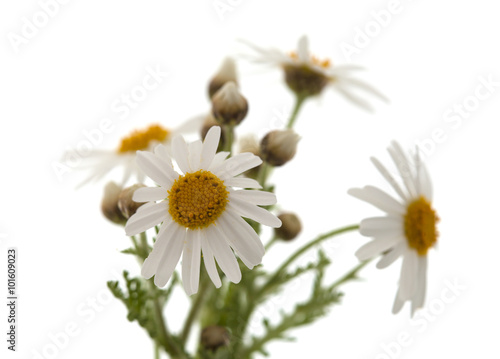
[[149, 280, 186, 358], [180, 276, 211, 345], [264, 236, 278, 251], [235, 224, 360, 355], [256, 162, 271, 187], [286, 94, 307, 129], [222, 123, 235, 154], [331, 259, 371, 288], [261, 224, 360, 294], [154, 342, 160, 359]]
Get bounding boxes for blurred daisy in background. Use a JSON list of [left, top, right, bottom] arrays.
[[349, 141, 439, 315], [77, 117, 203, 187], [125, 126, 281, 295], [241, 35, 387, 111]]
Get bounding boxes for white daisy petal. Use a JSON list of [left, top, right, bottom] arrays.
[[214, 153, 262, 179], [125, 202, 168, 236], [388, 142, 417, 199], [228, 198, 281, 228], [182, 230, 201, 296], [376, 242, 405, 269], [415, 151, 433, 201], [154, 144, 173, 164], [297, 35, 309, 62], [334, 85, 374, 112], [199, 126, 221, 169], [337, 77, 388, 102], [348, 186, 405, 216], [210, 220, 254, 269], [355, 235, 402, 261], [172, 135, 191, 174], [359, 216, 403, 237], [370, 157, 407, 201], [133, 186, 168, 202], [136, 151, 175, 188], [200, 228, 222, 288], [218, 212, 265, 267], [230, 189, 277, 206], [154, 227, 185, 287], [141, 221, 177, 279], [188, 140, 203, 172], [225, 177, 262, 189], [208, 151, 230, 171], [411, 255, 427, 316], [209, 233, 241, 284], [392, 287, 405, 314], [398, 250, 419, 301]]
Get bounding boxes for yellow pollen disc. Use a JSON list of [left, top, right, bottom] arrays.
[[288, 51, 331, 68], [404, 196, 439, 256], [168, 170, 229, 230], [117, 124, 169, 153]]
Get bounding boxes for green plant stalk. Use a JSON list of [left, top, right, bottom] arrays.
[[180, 276, 211, 346], [135, 232, 188, 359], [265, 224, 360, 288], [286, 94, 307, 129], [222, 123, 235, 154], [234, 224, 360, 355]]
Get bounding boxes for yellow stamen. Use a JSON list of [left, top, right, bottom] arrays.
[[117, 124, 169, 153], [404, 196, 439, 255], [168, 170, 229, 229], [288, 51, 331, 68]]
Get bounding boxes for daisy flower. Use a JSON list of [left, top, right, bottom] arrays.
[[78, 118, 203, 187], [241, 35, 387, 111], [125, 126, 281, 295], [348, 141, 439, 315]]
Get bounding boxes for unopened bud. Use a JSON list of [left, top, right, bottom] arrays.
[[101, 182, 127, 225], [118, 184, 147, 219], [260, 129, 300, 166], [212, 82, 248, 126], [200, 325, 230, 352], [208, 57, 238, 99], [201, 113, 222, 142], [238, 134, 261, 179], [275, 212, 302, 241]]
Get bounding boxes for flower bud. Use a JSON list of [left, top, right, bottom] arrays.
[[212, 82, 248, 126], [201, 113, 222, 141], [237, 134, 261, 179], [274, 212, 302, 241], [200, 325, 230, 352], [283, 63, 329, 98], [260, 129, 300, 166], [118, 184, 147, 219], [208, 57, 238, 99], [101, 182, 127, 225]]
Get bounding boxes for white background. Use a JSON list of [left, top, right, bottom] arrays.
[[1, 0, 499, 358]]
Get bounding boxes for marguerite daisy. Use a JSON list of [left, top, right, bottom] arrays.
[[241, 35, 387, 111], [78, 118, 203, 187], [125, 126, 281, 295], [348, 141, 439, 315]]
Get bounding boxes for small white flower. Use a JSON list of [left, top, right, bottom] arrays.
[[125, 127, 281, 295], [78, 118, 202, 187], [241, 35, 387, 111], [348, 141, 439, 315]]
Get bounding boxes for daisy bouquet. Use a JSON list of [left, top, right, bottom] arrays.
[[90, 36, 439, 358]]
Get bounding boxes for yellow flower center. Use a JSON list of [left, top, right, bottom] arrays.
[[117, 124, 169, 153], [289, 51, 331, 68], [168, 170, 229, 229], [404, 196, 439, 256]]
